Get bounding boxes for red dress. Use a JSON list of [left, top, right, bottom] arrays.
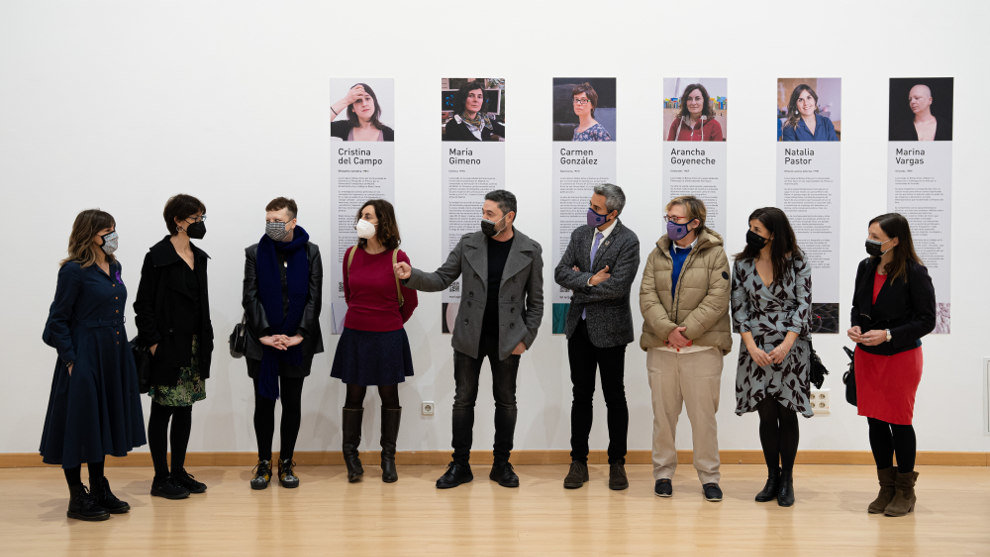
[[855, 273, 923, 425]]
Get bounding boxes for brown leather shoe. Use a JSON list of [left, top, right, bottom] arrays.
[[563, 461, 589, 489], [608, 463, 628, 491]]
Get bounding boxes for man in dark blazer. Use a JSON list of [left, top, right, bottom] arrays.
[[553, 183, 640, 490], [394, 190, 543, 489]]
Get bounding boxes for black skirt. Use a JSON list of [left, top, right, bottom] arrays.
[[330, 328, 414, 386]]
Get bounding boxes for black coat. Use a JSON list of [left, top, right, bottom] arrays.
[[134, 237, 214, 385], [242, 242, 324, 377], [850, 257, 936, 356], [443, 117, 506, 141]]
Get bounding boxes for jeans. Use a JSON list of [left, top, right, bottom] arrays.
[[451, 333, 520, 465]]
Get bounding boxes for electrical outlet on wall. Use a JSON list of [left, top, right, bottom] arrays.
[[810, 389, 830, 415], [421, 401, 435, 416]]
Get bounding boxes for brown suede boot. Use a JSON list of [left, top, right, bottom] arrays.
[[884, 470, 918, 517], [868, 467, 896, 514]]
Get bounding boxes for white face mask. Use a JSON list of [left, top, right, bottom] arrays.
[[355, 218, 376, 240]]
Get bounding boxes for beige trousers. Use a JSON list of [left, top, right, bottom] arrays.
[[646, 348, 724, 484]]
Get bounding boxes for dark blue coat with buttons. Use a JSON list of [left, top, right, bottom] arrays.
[[40, 260, 146, 468]]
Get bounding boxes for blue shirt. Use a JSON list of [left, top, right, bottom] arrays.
[[670, 243, 694, 297], [782, 113, 837, 141]]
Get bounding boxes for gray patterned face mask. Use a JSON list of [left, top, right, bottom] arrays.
[[265, 221, 289, 242], [100, 231, 119, 255]]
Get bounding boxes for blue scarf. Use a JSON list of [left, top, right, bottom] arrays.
[[256, 225, 310, 400]]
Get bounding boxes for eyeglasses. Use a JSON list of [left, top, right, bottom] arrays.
[[573, 98, 591, 105], [186, 215, 206, 223], [663, 215, 691, 224]]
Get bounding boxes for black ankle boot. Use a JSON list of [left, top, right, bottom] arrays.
[[380, 407, 401, 483], [777, 469, 795, 507], [67, 484, 110, 521], [90, 477, 130, 513], [755, 467, 780, 502], [342, 407, 364, 482]]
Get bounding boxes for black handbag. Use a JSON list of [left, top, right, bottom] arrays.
[[842, 346, 856, 406], [130, 338, 152, 394], [808, 339, 829, 389], [229, 314, 248, 359]]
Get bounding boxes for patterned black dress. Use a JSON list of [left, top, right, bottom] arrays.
[[731, 255, 813, 417]]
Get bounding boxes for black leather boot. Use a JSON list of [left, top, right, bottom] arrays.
[[67, 484, 110, 521], [777, 469, 795, 507], [755, 466, 780, 502], [380, 407, 401, 483], [90, 476, 130, 513], [342, 407, 364, 483]]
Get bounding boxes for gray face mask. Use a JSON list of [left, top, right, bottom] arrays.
[[265, 221, 289, 242], [100, 231, 119, 255]]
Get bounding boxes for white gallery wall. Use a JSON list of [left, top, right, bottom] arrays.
[[2, 0, 989, 457]]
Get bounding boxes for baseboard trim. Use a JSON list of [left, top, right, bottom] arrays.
[[2, 450, 986, 468]]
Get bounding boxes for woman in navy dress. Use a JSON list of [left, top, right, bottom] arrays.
[[41, 209, 146, 521]]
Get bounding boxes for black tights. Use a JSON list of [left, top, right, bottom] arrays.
[[63, 460, 105, 489], [757, 398, 799, 473], [868, 417, 916, 473], [253, 376, 305, 462], [344, 384, 399, 410], [148, 402, 192, 481]]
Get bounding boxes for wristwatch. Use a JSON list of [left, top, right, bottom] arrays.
[[885, 329, 892, 343]]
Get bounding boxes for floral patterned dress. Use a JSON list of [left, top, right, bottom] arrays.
[[731, 255, 813, 417], [573, 122, 613, 141]]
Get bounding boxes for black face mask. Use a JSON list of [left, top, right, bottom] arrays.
[[481, 214, 507, 238], [186, 221, 206, 240], [746, 230, 768, 250], [865, 239, 891, 257]]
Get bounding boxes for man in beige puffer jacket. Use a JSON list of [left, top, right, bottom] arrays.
[[639, 195, 731, 502]]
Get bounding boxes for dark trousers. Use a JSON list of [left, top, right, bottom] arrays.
[[252, 375, 305, 462], [567, 319, 628, 464], [451, 333, 519, 465]]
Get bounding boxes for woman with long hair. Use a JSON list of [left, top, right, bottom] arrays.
[[331, 199, 418, 483], [847, 213, 935, 517], [782, 84, 838, 141], [666, 83, 723, 141], [42, 209, 146, 520], [731, 207, 812, 507]]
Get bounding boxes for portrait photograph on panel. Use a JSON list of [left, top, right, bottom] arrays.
[[777, 78, 841, 141], [552, 77, 616, 142], [888, 77, 953, 141], [441, 78, 506, 141], [662, 78, 727, 141], [330, 78, 395, 142]]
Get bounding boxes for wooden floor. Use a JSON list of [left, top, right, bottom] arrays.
[[3, 464, 988, 556]]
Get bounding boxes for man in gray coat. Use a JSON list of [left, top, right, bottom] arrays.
[[554, 183, 640, 491], [394, 190, 543, 489]]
